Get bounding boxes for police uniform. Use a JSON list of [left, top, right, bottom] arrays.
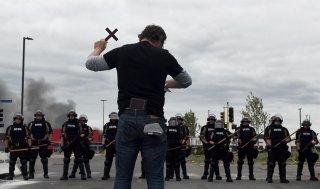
[[295, 120, 319, 181], [264, 114, 291, 183], [236, 118, 257, 180], [165, 117, 184, 181], [60, 111, 86, 180], [200, 120, 222, 180], [69, 115, 93, 179], [5, 113, 30, 180], [179, 123, 190, 179], [27, 112, 52, 179], [208, 120, 233, 182], [101, 117, 118, 180]]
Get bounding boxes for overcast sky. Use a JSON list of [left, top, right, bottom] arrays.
[[1, 0, 320, 132]]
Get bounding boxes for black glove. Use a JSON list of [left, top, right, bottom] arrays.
[[102, 144, 106, 149], [5, 147, 10, 153], [266, 145, 273, 150]]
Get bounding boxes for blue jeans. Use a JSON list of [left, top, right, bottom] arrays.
[[114, 109, 167, 189]]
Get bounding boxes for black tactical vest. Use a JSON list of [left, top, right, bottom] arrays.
[[103, 121, 118, 142], [167, 126, 182, 146], [298, 128, 314, 149], [210, 128, 228, 145], [82, 124, 92, 137], [8, 124, 28, 147], [238, 126, 255, 144], [269, 126, 286, 145], [204, 124, 215, 141], [63, 120, 80, 141], [29, 121, 47, 139]]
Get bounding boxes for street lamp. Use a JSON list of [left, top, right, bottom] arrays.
[[21, 36, 33, 115], [298, 108, 302, 127], [101, 100, 107, 126]]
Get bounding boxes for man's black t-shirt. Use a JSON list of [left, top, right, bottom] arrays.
[[103, 41, 183, 117]]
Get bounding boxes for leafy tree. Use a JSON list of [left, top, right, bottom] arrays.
[[183, 110, 201, 137], [240, 92, 270, 132]]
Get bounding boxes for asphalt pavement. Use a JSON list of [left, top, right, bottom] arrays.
[[0, 153, 319, 189]]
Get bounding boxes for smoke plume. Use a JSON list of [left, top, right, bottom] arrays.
[[0, 78, 76, 129]]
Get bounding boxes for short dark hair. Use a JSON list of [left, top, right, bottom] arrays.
[[138, 25, 167, 45]]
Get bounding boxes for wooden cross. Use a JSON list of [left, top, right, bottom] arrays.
[[105, 28, 118, 41]]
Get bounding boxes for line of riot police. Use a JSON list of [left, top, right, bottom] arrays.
[[3, 110, 319, 184]]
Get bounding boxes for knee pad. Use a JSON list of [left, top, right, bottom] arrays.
[[29, 158, 36, 164], [104, 160, 112, 167], [279, 161, 286, 167], [63, 158, 70, 164], [9, 160, 16, 166], [237, 160, 244, 165], [76, 157, 84, 163], [20, 159, 28, 165], [298, 161, 304, 166], [41, 158, 48, 164], [268, 161, 276, 168], [248, 160, 254, 165]]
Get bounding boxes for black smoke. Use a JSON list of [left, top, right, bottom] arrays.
[[0, 78, 76, 129]]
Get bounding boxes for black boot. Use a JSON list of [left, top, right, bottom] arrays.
[[308, 163, 318, 181], [7, 160, 15, 180], [84, 161, 92, 178], [78, 160, 87, 180], [28, 159, 36, 179], [266, 161, 274, 183], [69, 162, 78, 178], [207, 162, 215, 182], [280, 164, 289, 183], [41, 158, 49, 179], [224, 163, 233, 182], [20, 161, 28, 181], [175, 165, 181, 181], [215, 163, 222, 180], [296, 162, 303, 181], [236, 162, 242, 180], [101, 166, 110, 180], [181, 159, 189, 179], [201, 160, 210, 180], [248, 162, 256, 180], [60, 158, 70, 180]]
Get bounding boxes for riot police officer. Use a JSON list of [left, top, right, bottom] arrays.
[[165, 117, 184, 181], [69, 114, 93, 179], [101, 112, 118, 180], [60, 110, 86, 180], [199, 114, 222, 180], [27, 110, 52, 179], [264, 114, 291, 183], [208, 120, 233, 182], [176, 113, 190, 179], [296, 119, 319, 181], [236, 117, 257, 180], [4, 113, 31, 180]]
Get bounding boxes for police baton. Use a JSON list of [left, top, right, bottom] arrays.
[[99, 140, 116, 153], [268, 128, 301, 151], [208, 129, 240, 151], [167, 145, 188, 151], [9, 147, 40, 152], [240, 130, 264, 149], [301, 133, 319, 152]]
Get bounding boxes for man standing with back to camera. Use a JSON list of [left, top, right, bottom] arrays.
[[86, 25, 192, 189]]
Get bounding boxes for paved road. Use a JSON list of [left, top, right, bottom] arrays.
[[1, 154, 319, 189]]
